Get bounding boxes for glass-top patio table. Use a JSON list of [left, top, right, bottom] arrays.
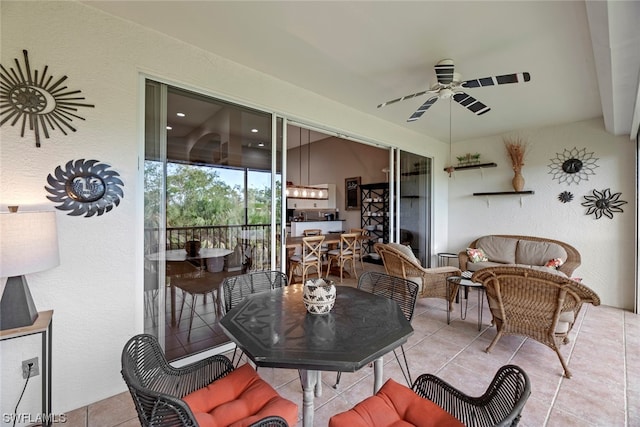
[[220, 283, 413, 427]]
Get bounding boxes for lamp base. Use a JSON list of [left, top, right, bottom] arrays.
[[0, 275, 38, 330]]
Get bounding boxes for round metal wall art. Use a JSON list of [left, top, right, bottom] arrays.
[[558, 191, 574, 203], [0, 49, 94, 147], [581, 188, 627, 219], [45, 159, 124, 217], [548, 147, 598, 185]]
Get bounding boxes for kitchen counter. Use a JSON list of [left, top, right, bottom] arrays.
[[290, 220, 346, 237]]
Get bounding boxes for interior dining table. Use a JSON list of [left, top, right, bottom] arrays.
[[285, 233, 367, 281], [219, 284, 413, 427]]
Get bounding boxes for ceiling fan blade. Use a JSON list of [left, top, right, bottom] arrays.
[[453, 92, 491, 115], [461, 72, 531, 88], [377, 90, 430, 109], [434, 59, 455, 85], [407, 96, 439, 122]]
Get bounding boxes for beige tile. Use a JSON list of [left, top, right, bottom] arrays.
[[84, 283, 639, 427], [87, 392, 137, 427], [52, 406, 86, 427]]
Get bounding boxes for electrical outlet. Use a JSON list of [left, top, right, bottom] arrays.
[[22, 357, 39, 379]]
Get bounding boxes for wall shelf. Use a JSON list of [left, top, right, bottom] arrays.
[[443, 162, 497, 172], [473, 191, 535, 196]]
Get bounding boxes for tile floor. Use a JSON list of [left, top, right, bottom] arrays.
[[67, 265, 640, 427]]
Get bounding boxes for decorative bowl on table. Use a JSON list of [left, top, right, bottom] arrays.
[[303, 278, 336, 314]]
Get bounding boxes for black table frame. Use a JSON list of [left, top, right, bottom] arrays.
[[446, 275, 485, 331]]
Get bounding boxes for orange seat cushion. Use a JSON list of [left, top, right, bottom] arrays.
[[329, 378, 463, 427], [183, 363, 298, 427]]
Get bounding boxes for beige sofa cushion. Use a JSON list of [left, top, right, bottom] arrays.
[[476, 236, 517, 264], [466, 260, 503, 272], [516, 240, 567, 266]]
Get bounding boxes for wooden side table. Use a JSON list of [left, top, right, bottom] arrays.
[[1, 310, 53, 426]]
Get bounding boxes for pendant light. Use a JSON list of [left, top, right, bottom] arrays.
[[285, 127, 328, 199]]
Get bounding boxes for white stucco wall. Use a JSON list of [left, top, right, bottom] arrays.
[[447, 118, 636, 309], [0, 1, 452, 419]]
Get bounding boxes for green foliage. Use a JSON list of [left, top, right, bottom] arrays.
[[144, 161, 280, 228]]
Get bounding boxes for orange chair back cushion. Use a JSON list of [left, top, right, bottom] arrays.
[[329, 378, 463, 427], [183, 363, 298, 427]]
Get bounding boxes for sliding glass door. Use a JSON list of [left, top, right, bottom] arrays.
[[395, 150, 432, 265], [143, 80, 282, 361]]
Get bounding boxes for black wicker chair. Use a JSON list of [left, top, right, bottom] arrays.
[[335, 271, 419, 388], [412, 365, 531, 427], [330, 364, 530, 427], [222, 270, 288, 365], [121, 334, 291, 427]]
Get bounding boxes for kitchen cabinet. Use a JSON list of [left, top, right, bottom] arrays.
[[287, 184, 336, 209], [360, 183, 389, 263]]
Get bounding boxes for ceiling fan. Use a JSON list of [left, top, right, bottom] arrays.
[[377, 59, 531, 122]]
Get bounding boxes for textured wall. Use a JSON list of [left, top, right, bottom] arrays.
[[0, 0, 450, 420], [447, 118, 635, 309]]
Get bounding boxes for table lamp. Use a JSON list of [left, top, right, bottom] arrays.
[[0, 209, 60, 330]]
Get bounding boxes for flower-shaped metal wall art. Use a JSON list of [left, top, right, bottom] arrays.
[[0, 50, 94, 147], [558, 191, 574, 203], [548, 147, 598, 185], [45, 159, 124, 217], [581, 188, 627, 219]]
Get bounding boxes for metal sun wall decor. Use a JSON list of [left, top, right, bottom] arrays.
[[548, 147, 598, 185], [45, 159, 124, 217], [581, 188, 627, 219], [558, 191, 574, 203], [0, 49, 95, 147]]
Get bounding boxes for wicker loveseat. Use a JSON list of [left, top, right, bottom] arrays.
[[458, 235, 581, 277]]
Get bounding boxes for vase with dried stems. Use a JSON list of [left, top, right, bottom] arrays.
[[504, 136, 528, 191]]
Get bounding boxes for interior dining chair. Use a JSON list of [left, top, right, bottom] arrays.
[[303, 228, 328, 260], [349, 228, 368, 271], [288, 235, 325, 285], [121, 334, 298, 427], [222, 271, 288, 366], [334, 271, 418, 388], [302, 229, 322, 236], [325, 232, 358, 282]]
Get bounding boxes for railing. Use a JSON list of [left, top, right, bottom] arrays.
[[144, 224, 281, 271]]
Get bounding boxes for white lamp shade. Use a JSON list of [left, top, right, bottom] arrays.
[[0, 211, 60, 278]]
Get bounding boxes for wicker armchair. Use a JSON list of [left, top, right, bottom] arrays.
[[412, 365, 531, 427], [374, 242, 461, 310], [330, 364, 530, 427], [121, 334, 293, 427], [471, 266, 600, 378]]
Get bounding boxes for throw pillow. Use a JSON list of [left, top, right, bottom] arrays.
[[545, 257, 564, 269], [466, 248, 488, 263]]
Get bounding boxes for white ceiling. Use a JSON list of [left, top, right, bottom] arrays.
[[83, 0, 640, 143]]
